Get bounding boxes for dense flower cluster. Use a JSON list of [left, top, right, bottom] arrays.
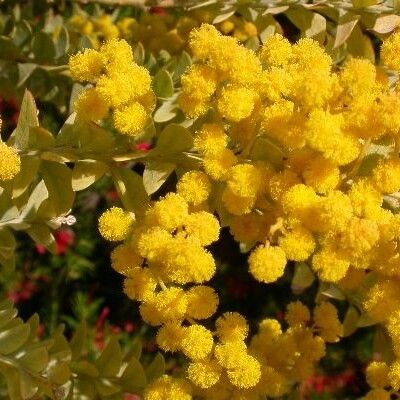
[[69, 38, 154, 136], [87, 22, 400, 400]]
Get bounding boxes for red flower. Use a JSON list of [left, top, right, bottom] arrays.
[[150, 6, 166, 15], [135, 141, 152, 151]]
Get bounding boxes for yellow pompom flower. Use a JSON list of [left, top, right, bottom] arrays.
[[136, 227, 172, 262], [186, 286, 219, 320], [227, 354, 261, 389], [98, 207, 133, 241], [222, 187, 255, 216], [217, 86, 257, 122], [140, 287, 188, 326], [203, 149, 238, 181], [216, 312, 248, 343], [194, 123, 228, 156], [372, 159, 400, 194], [111, 244, 143, 275], [366, 361, 390, 389], [349, 179, 382, 217], [312, 247, 350, 282], [285, 301, 310, 327], [364, 389, 391, 400], [69, 48, 104, 82], [364, 280, 400, 322], [100, 38, 134, 71], [259, 34, 292, 67], [214, 341, 248, 369], [313, 302, 343, 342], [74, 88, 109, 121], [227, 164, 261, 198], [123, 268, 157, 301], [389, 360, 400, 391], [113, 101, 148, 136], [386, 309, 400, 356], [177, 171, 211, 206], [187, 359, 222, 389], [181, 324, 214, 360], [156, 322, 185, 352], [249, 245, 287, 283], [302, 156, 340, 194], [143, 375, 192, 400], [149, 193, 188, 231], [0, 142, 20, 181], [279, 227, 315, 261], [181, 64, 217, 102], [269, 170, 301, 202], [381, 31, 400, 72], [184, 211, 220, 246]]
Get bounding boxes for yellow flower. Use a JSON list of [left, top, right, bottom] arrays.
[[216, 312, 248, 343], [227, 164, 261, 198], [177, 171, 211, 206], [123, 268, 157, 301], [366, 361, 390, 389], [312, 246, 350, 283], [314, 302, 343, 342], [203, 149, 238, 181], [372, 159, 400, 194], [110, 244, 143, 275], [136, 227, 172, 262], [214, 341, 248, 369], [217, 86, 257, 122], [74, 88, 109, 121], [285, 301, 310, 327], [364, 389, 391, 400], [181, 64, 217, 102], [143, 375, 192, 400], [249, 245, 287, 284], [156, 322, 185, 352], [279, 227, 315, 262], [184, 211, 220, 246], [100, 38, 134, 71], [187, 359, 222, 388], [0, 142, 20, 181], [259, 34, 292, 67], [148, 193, 188, 232], [302, 156, 340, 194], [389, 360, 400, 391], [194, 123, 228, 156], [113, 101, 148, 136], [98, 207, 133, 241], [381, 31, 400, 72], [69, 48, 104, 82], [181, 324, 214, 360], [227, 354, 261, 388], [186, 286, 219, 320]]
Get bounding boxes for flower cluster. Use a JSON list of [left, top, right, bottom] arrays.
[[69, 38, 154, 137]]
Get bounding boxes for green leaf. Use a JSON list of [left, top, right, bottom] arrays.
[[334, 11, 360, 48], [55, 26, 70, 59], [95, 336, 122, 378], [95, 379, 121, 397], [153, 70, 174, 98], [111, 168, 149, 217], [121, 356, 147, 393], [143, 161, 175, 195], [20, 180, 48, 220], [14, 90, 39, 151], [352, 0, 377, 8], [347, 24, 375, 62], [0, 36, 18, 59], [25, 224, 56, 254], [0, 228, 16, 260], [72, 161, 108, 191], [155, 123, 193, 154], [0, 307, 18, 330], [213, 9, 235, 24], [173, 51, 192, 80], [373, 327, 394, 363], [250, 136, 286, 167], [70, 322, 87, 361], [18, 346, 49, 373], [39, 161, 74, 217], [291, 262, 315, 294], [12, 156, 41, 199], [32, 32, 56, 63], [17, 63, 36, 88], [28, 126, 55, 150], [319, 283, 346, 301], [286, 7, 326, 43], [0, 324, 30, 355], [343, 306, 359, 337], [371, 14, 400, 34], [134, 42, 145, 65], [72, 360, 99, 378], [145, 353, 165, 383], [153, 99, 178, 123], [12, 20, 32, 47]]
